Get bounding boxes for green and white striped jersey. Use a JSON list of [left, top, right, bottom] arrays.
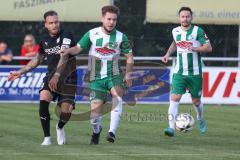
[[78, 27, 132, 81], [172, 25, 209, 76]]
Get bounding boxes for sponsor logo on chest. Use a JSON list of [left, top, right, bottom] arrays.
[[95, 42, 118, 56], [44, 46, 61, 55], [176, 41, 193, 50]]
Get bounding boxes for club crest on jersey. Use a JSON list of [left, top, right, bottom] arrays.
[[105, 42, 118, 49], [187, 35, 194, 40]]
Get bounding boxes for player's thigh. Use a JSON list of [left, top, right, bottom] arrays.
[[58, 82, 76, 112], [187, 76, 202, 98], [90, 79, 108, 103], [171, 74, 187, 95], [108, 75, 124, 97], [39, 80, 54, 102]]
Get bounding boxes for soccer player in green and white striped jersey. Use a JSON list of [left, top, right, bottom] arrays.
[[60, 5, 134, 144], [162, 7, 212, 137]]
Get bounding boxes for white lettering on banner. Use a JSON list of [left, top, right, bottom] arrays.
[[0, 88, 5, 95], [0, 72, 45, 88], [9, 88, 20, 95], [13, 0, 67, 9], [179, 67, 240, 104]]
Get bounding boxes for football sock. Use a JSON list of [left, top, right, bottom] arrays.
[[58, 112, 71, 129], [39, 100, 50, 137], [90, 113, 102, 134], [109, 97, 123, 134], [168, 100, 179, 129], [194, 102, 204, 120]]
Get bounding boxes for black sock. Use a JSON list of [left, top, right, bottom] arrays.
[[58, 112, 71, 129], [39, 100, 50, 137]]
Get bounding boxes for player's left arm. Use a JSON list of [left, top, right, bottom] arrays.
[[48, 54, 69, 91], [123, 52, 134, 87], [49, 33, 75, 91], [121, 34, 134, 87], [192, 28, 212, 53]]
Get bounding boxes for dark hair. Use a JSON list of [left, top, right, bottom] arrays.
[[102, 5, 120, 16], [0, 41, 6, 45], [178, 7, 193, 15], [43, 10, 58, 20]]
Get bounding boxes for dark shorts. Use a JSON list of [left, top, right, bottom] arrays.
[[39, 77, 76, 106]]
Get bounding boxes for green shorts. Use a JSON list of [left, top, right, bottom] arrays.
[[171, 74, 202, 98], [89, 75, 124, 102]]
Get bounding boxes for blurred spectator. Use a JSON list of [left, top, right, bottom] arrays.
[[0, 41, 13, 64], [20, 34, 39, 65]]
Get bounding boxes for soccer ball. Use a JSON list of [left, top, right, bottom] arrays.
[[175, 113, 195, 132]]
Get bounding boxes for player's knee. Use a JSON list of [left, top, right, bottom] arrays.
[[40, 90, 52, 102], [91, 100, 103, 112], [111, 86, 124, 97], [170, 94, 181, 102], [112, 96, 123, 113], [192, 99, 201, 106], [59, 102, 73, 113]]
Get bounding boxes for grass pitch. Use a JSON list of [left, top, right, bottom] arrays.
[[0, 103, 239, 160]]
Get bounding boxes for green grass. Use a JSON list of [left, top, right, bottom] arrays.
[[0, 103, 240, 160]]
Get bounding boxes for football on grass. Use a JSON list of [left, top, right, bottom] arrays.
[[175, 113, 195, 132]]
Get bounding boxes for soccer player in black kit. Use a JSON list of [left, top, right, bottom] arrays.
[[8, 10, 77, 145]]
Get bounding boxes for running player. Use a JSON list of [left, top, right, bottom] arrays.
[[60, 5, 134, 144], [8, 10, 77, 145], [162, 7, 212, 136]]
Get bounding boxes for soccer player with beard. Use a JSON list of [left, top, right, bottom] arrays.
[[8, 10, 77, 145], [60, 5, 134, 144], [162, 7, 212, 136]]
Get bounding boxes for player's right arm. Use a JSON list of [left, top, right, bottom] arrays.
[[162, 41, 177, 64], [60, 45, 83, 56], [60, 31, 92, 56], [8, 49, 45, 81]]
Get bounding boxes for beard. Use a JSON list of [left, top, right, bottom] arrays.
[[181, 20, 191, 28], [49, 27, 60, 36], [181, 22, 191, 27], [103, 25, 113, 34]]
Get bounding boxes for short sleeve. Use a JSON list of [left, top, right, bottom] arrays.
[[78, 31, 92, 49], [68, 33, 76, 47], [62, 32, 76, 49], [121, 34, 132, 54], [197, 27, 210, 45]]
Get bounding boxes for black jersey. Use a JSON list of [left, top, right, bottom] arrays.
[[39, 29, 77, 83]]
